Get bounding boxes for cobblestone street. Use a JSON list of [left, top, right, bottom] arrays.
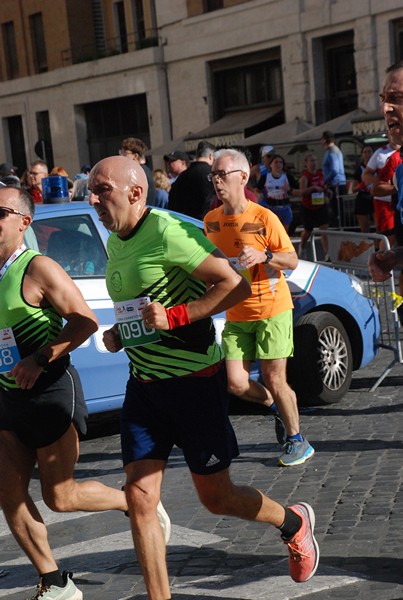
[[1, 348, 402, 599]]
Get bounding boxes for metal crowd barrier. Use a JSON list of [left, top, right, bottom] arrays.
[[336, 193, 359, 230], [329, 191, 379, 231], [308, 229, 402, 391], [331, 192, 374, 230]]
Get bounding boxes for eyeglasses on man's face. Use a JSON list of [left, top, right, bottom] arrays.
[[0, 206, 27, 219], [29, 171, 46, 177], [207, 169, 244, 182]]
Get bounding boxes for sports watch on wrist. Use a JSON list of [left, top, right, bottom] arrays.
[[33, 351, 50, 369], [264, 249, 273, 264]]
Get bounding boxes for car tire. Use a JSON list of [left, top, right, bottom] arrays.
[[287, 311, 353, 405]]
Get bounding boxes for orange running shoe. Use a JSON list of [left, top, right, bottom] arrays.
[[282, 502, 319, 582]]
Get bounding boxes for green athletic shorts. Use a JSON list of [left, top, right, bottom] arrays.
[[222, 309, 294, 361]]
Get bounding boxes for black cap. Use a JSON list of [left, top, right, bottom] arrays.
[[163, 150, 189, 162], [0, 175, 20, 188], [0, 162, 17, 176], [80, 164, 91, 173]]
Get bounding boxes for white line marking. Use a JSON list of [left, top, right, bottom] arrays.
[[0, 508, 365, 599], [172, 562, 365, 599], [0, 525, 225, 597], [0, 501, 96, 537]]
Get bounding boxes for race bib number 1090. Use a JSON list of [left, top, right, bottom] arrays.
[[113, 297, 161, 348], [0, 328, 21, 373]]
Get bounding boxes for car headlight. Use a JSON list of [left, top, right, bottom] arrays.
[[348, 274, 364, 295]]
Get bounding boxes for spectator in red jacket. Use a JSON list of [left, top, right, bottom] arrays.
[[27, 160, 48, 203]]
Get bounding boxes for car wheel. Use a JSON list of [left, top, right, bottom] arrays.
[[287, 311, 353, 405]]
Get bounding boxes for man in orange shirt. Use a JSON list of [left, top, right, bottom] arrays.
[[204, 148, 314, 467]]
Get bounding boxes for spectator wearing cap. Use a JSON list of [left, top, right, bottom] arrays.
[[119, 137, 156, 205], [70, 164, 90, 200], [27, 160, 49, 203], [73, 164, 91, 181], [167, 141, 215, 219], [0, 162, 18, 178], [321, 130, 347, 226], [80, 164, 91, 175], [1, 175, 21, 188], [259, 145, 274, 177], [249, 146, 274, 197], [0, 161, 20, 187], [163, 150, 190, 183]]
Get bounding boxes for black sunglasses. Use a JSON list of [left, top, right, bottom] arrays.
[[0, 206, 27, 219]]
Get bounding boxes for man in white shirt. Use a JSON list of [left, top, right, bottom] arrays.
[[368, 62, 403, 304], [363, 135, 399, 245]]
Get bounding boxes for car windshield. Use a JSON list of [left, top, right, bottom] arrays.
[[28, 214, 108, 277]]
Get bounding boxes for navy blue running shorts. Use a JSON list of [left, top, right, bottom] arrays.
[[120, 364, 239, 474], [0, 364, 88, 448]]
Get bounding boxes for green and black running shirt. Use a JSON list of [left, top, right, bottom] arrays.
[[106, 209, 223, 380], [0, 249, 64, 391]]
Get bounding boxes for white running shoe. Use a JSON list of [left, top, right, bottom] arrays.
[[157, 500, 172, 544], [123, 485, 171, 544], [27, 572, 82, 600]]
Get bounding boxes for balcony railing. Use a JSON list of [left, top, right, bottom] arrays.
[[61, 30, 159, 66]]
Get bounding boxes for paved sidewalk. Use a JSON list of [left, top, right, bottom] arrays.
[[1, 348, 402, 599]]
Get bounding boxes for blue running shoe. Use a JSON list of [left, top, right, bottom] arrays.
[[278, 438, 315, 467]]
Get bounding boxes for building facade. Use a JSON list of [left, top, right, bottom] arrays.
[[0, 0, 402, 176]]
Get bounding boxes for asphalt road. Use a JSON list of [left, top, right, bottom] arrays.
[[1, 346, 402, 600]]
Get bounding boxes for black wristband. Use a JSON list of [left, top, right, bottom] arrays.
[[33, 351, 50, 369]]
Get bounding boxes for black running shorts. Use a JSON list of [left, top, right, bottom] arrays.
[[300, 204, 329, 231], [0, 364, 88, 448], [120, 364, 239, 474]]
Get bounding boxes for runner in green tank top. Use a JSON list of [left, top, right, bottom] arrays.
[[0, 186, 147, 600], [106, 208, 223, 380], [0, 248, 63, 390], [88, 156, 320, 600]]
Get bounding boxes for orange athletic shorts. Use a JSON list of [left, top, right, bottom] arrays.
[[373, 199, 395, 234]]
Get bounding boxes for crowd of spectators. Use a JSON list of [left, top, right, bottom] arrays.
[[1, 130, 401, 243]]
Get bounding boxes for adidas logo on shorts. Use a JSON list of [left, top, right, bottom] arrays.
[[206, 454, 220, 467]]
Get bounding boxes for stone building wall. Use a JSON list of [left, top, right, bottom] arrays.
[[0, 0, 402, 171]]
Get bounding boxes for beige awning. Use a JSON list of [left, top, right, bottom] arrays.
[[293, 108, 367, 142], [145, 136, 188, 157], [243, 118, 314, 146], [350, 109, 386, 137], [183, 106, 283, 151]]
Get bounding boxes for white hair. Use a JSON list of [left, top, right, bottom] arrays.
[[213, 148, 250, 177]]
